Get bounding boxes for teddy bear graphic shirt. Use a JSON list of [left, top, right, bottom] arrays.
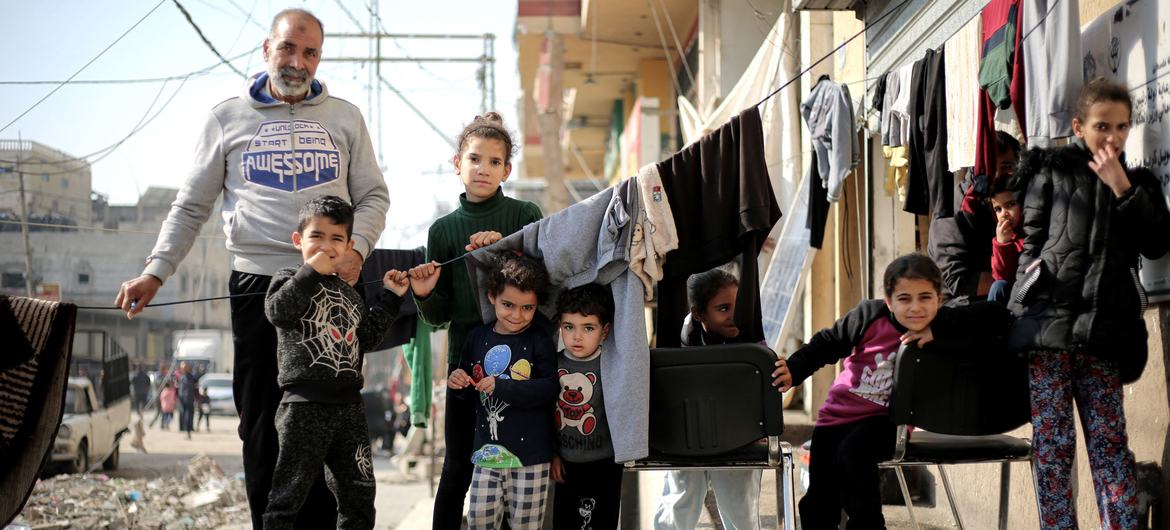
[[815, 317, 902, 427], [459, 322, 558, 469], [556, 350, 614, 463]]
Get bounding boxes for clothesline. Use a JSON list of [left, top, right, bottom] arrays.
[[72, 252, 468, 310], [753, 0, 912, 109]]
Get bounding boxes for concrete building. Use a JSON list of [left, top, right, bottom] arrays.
[[0, 139, 93, 226], [0, 172, 231, 366], [517, 0, 1170, 528]]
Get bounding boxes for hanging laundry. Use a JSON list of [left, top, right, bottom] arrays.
[[401, 319, 433, 427], [0, 296, 78, 525], [463, 177, 648, 462], [883, 64, 914, 148], [807, 155, 830, 249], [1021, 0, 1082, 147], [359, 247, 432, 425], [359, 247, 426, 350], [871, 72, 888, 114], [881, 63, 914, 205], [905, 48, 954, 218], [882, 145, 909, 202], [974, 0, 1026, 181], [802, 77, 860, 203], [945, 15, 982, 172], [629, 164, 679, 300], [654, 108, 782, 348]]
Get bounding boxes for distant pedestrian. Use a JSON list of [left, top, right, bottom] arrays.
[[177, 362, 197, 439], [131, 364, 151, 415], [159, 381, 177, 430]]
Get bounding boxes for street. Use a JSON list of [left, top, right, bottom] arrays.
[[11, 414, 434, 530]]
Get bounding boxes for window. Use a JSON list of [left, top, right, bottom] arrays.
[[1, 272, 23, 289], [61, 177, 69, 189], [78, 273, 90, 284], [41, 174, 49, 182]]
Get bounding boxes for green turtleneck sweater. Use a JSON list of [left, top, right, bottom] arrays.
[[414, 188, 542, 367]]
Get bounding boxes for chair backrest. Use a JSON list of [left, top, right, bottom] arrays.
[[889, 339, 1030, 436], [647, 343, 783, 457]]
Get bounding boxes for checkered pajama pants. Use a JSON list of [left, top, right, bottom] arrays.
[[467, 462, 551, 530]]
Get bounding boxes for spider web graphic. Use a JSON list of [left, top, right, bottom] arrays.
[[355, 443, 374, 480], [298, 284, 363, 375]]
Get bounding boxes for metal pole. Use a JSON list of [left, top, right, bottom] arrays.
[[480, 36, 487, 113], [16, 134, 34, 298], [489, 34, 496, 111], [374, 1, 384, 166]]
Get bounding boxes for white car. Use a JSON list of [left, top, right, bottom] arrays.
[[52, 377, 130, 473], [199, 373, 236, 416]]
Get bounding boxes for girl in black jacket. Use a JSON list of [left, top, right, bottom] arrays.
[[1009, 78, 1170, 529]]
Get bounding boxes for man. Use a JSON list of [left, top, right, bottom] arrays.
[[177, 362, 197, 439], [131, 364, 151, 415], [115, 8, 389, 528]]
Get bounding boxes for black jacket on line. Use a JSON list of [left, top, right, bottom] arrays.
[[904, 48, 953, 219], [1007, 140, 1170, 382], [654, 107, 783, 348]]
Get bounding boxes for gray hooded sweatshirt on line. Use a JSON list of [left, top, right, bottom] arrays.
[[464, 177, 649, 462], [143, 73, 389, 281]]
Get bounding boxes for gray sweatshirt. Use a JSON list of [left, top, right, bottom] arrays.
[[143, 73, 389, 281], [465, 178, 649, 462], [265, 264, 401, 402]]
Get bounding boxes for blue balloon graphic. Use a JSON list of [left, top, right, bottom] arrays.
[[484, 345, 512, 377]]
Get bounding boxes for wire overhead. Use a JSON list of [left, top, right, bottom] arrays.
[[0, 0, 168, 134], [171, 0, 247, 79]]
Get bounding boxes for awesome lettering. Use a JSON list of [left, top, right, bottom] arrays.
[[243, 151, 340, 183]]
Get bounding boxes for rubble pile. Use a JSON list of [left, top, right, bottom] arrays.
[[9, 454, 249, 530]]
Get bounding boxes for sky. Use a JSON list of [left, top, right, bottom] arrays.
[[1, 0, 523, 249]]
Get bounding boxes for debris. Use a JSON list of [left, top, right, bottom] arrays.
[[10, 454, 248, 529]]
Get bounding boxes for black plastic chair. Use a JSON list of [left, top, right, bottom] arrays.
[[625, 343, 797, 530], [881, 341, 1037, 530]]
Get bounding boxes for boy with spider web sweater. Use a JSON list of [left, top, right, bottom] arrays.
[[262, 196, 410, 529]]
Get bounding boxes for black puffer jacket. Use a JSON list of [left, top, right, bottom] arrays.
[[1008, 139, 1170, 382]]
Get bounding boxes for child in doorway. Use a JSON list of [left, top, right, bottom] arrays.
[[261, 196, 410, 530], [551, 283, 623, 530], [987, 175, 1024, 305], [654, 268, 763, 530], [1008, 77, 1170, 528], [771, 254, 1011, 529], [408, 112, 544, 530], [417, 253, 558, 530]]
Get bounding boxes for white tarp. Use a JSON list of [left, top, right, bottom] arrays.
[[676, 2, 802, 214]]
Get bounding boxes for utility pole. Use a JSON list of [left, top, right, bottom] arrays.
[[535, 32, 567, 213], [15, 135, 34, 298]]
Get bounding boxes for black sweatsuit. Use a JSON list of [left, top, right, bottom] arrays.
[[261, 264, 402, 530]]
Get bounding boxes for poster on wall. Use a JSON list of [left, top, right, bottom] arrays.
[[1081, 0, 1170, 300]]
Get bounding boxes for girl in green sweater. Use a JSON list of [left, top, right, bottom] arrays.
[[409, 112, 542, 530]]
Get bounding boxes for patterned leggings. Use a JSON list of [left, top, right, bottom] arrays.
[[1029, 350, 1138, 529]]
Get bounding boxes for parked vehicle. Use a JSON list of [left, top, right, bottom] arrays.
[[51, 377, 130, 473], [198, 373, 236, 416], [173, 329, 234, 374]]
